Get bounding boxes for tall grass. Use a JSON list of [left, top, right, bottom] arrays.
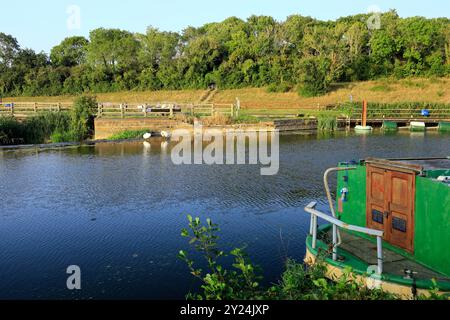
[[108, 130, 150, 141], [317, 115, 337, 131], [0, 95, 98, 146]]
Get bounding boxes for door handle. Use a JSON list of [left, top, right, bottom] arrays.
[[384, 211, 390, 219]]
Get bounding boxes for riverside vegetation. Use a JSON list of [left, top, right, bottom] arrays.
[[0, 96, 96, 145], [179, 217, 448, 300]]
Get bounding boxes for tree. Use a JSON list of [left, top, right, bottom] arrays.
[[50, 36, 89, 67], [0, 33, 20, 67], [87, 28, 140, 89]]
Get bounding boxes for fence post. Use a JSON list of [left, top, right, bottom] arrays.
[[231, 104, 234, 118], [170, 105, 174, 118], [120, 104, 125, 119], [98, 104, 103, 118], [211, 104, 215, 116], [34, 102, 37, 114], [10, 103, 14, 116], [57, 103, 61, 112]]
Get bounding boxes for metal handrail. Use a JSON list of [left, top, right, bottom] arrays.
[[323, 167, 357, 250], [305, 202, 384, 275]]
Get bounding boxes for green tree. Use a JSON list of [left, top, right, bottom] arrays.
[[50, 36, 89, 67]]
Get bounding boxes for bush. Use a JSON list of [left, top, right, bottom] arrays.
[[70, 95, 97, 141], [50, 130, 75, 143], [0, 95, 97, 146], [298, 57, 332, 97], [266, 83, 292, 93], [23, 112, 71, 144], [0, 116, 25, 145], [179, 217, 449, 300]]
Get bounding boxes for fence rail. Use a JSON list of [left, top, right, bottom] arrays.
[[0, 102, 236, 119], [2, 101, 449, 122]]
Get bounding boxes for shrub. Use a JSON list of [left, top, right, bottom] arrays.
[[0, 116, 25, 145], [70, 95, 97, 141], [298, 57, 332, 97], [23, 112, 71, 144], [266, 83, 292, 93], [50, 130, 75, 143], [179, 217, 448, 300]]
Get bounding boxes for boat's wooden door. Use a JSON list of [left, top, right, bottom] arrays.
[[366, 166, 388, 233], [366, 164, 415, 253], [385, 170, 415, 252]]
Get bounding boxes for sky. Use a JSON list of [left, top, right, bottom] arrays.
[[0, 0, 449, 54]]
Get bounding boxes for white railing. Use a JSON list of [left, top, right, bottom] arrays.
[[305, 202, 384, 275]]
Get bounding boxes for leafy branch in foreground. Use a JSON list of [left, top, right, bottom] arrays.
[[178, 215, 263, 300], [179, 216, 448, 300]]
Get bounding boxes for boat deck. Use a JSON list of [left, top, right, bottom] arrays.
[[321, 229, 449, 281]]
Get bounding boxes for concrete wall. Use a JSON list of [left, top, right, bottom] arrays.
[[94, 118, 191, 140], [95, 118, 320, 140]]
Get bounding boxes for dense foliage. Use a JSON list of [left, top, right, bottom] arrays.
[[0, 95, 97, 145], [179, 217, 448, 300], [0, 11, 449, 97]]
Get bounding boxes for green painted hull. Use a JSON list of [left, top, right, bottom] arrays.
[[336, 161, 450, 278]]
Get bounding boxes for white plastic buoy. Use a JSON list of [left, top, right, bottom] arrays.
[[410, 121, 426, 131], [143, 133, 152, 140], [355, 125, 373, 132]]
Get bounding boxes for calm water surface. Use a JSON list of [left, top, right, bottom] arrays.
[[0, 131, 448, 299]]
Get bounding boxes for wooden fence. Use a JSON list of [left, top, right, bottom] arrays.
[[96, 102, 236, 118], [0, 102, 72, 118], [2, 101, 449, 122], [0, 101, 236, 119]]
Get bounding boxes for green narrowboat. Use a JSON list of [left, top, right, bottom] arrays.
[[304, 157, 450, 299]]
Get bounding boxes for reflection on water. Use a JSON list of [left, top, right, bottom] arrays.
[[0, 130, 448, 299]]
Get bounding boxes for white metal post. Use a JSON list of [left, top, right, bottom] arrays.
[[377, 236, 383, 274], [312, 214, 317, 250], [332, 224, 338, 261]]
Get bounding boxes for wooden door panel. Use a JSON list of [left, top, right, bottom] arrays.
[[366, 164, 415, 253], [367, 166, 388, 235], [368, 167, 386, 206], [389, 210, 412, 250], [367, 204, 387, 233], [389, 172, 412, 211]]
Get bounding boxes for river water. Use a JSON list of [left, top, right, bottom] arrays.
[[0, 130, 448, 299]]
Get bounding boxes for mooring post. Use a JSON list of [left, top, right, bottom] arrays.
[[362, 100, 368, 127]]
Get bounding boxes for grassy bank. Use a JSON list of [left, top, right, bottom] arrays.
[[4, 78, 449, 108]]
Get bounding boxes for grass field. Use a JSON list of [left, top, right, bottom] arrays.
[[4, 78, 449, 110], [213, 78, 450, 109], [5, 89, 206, 104]]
